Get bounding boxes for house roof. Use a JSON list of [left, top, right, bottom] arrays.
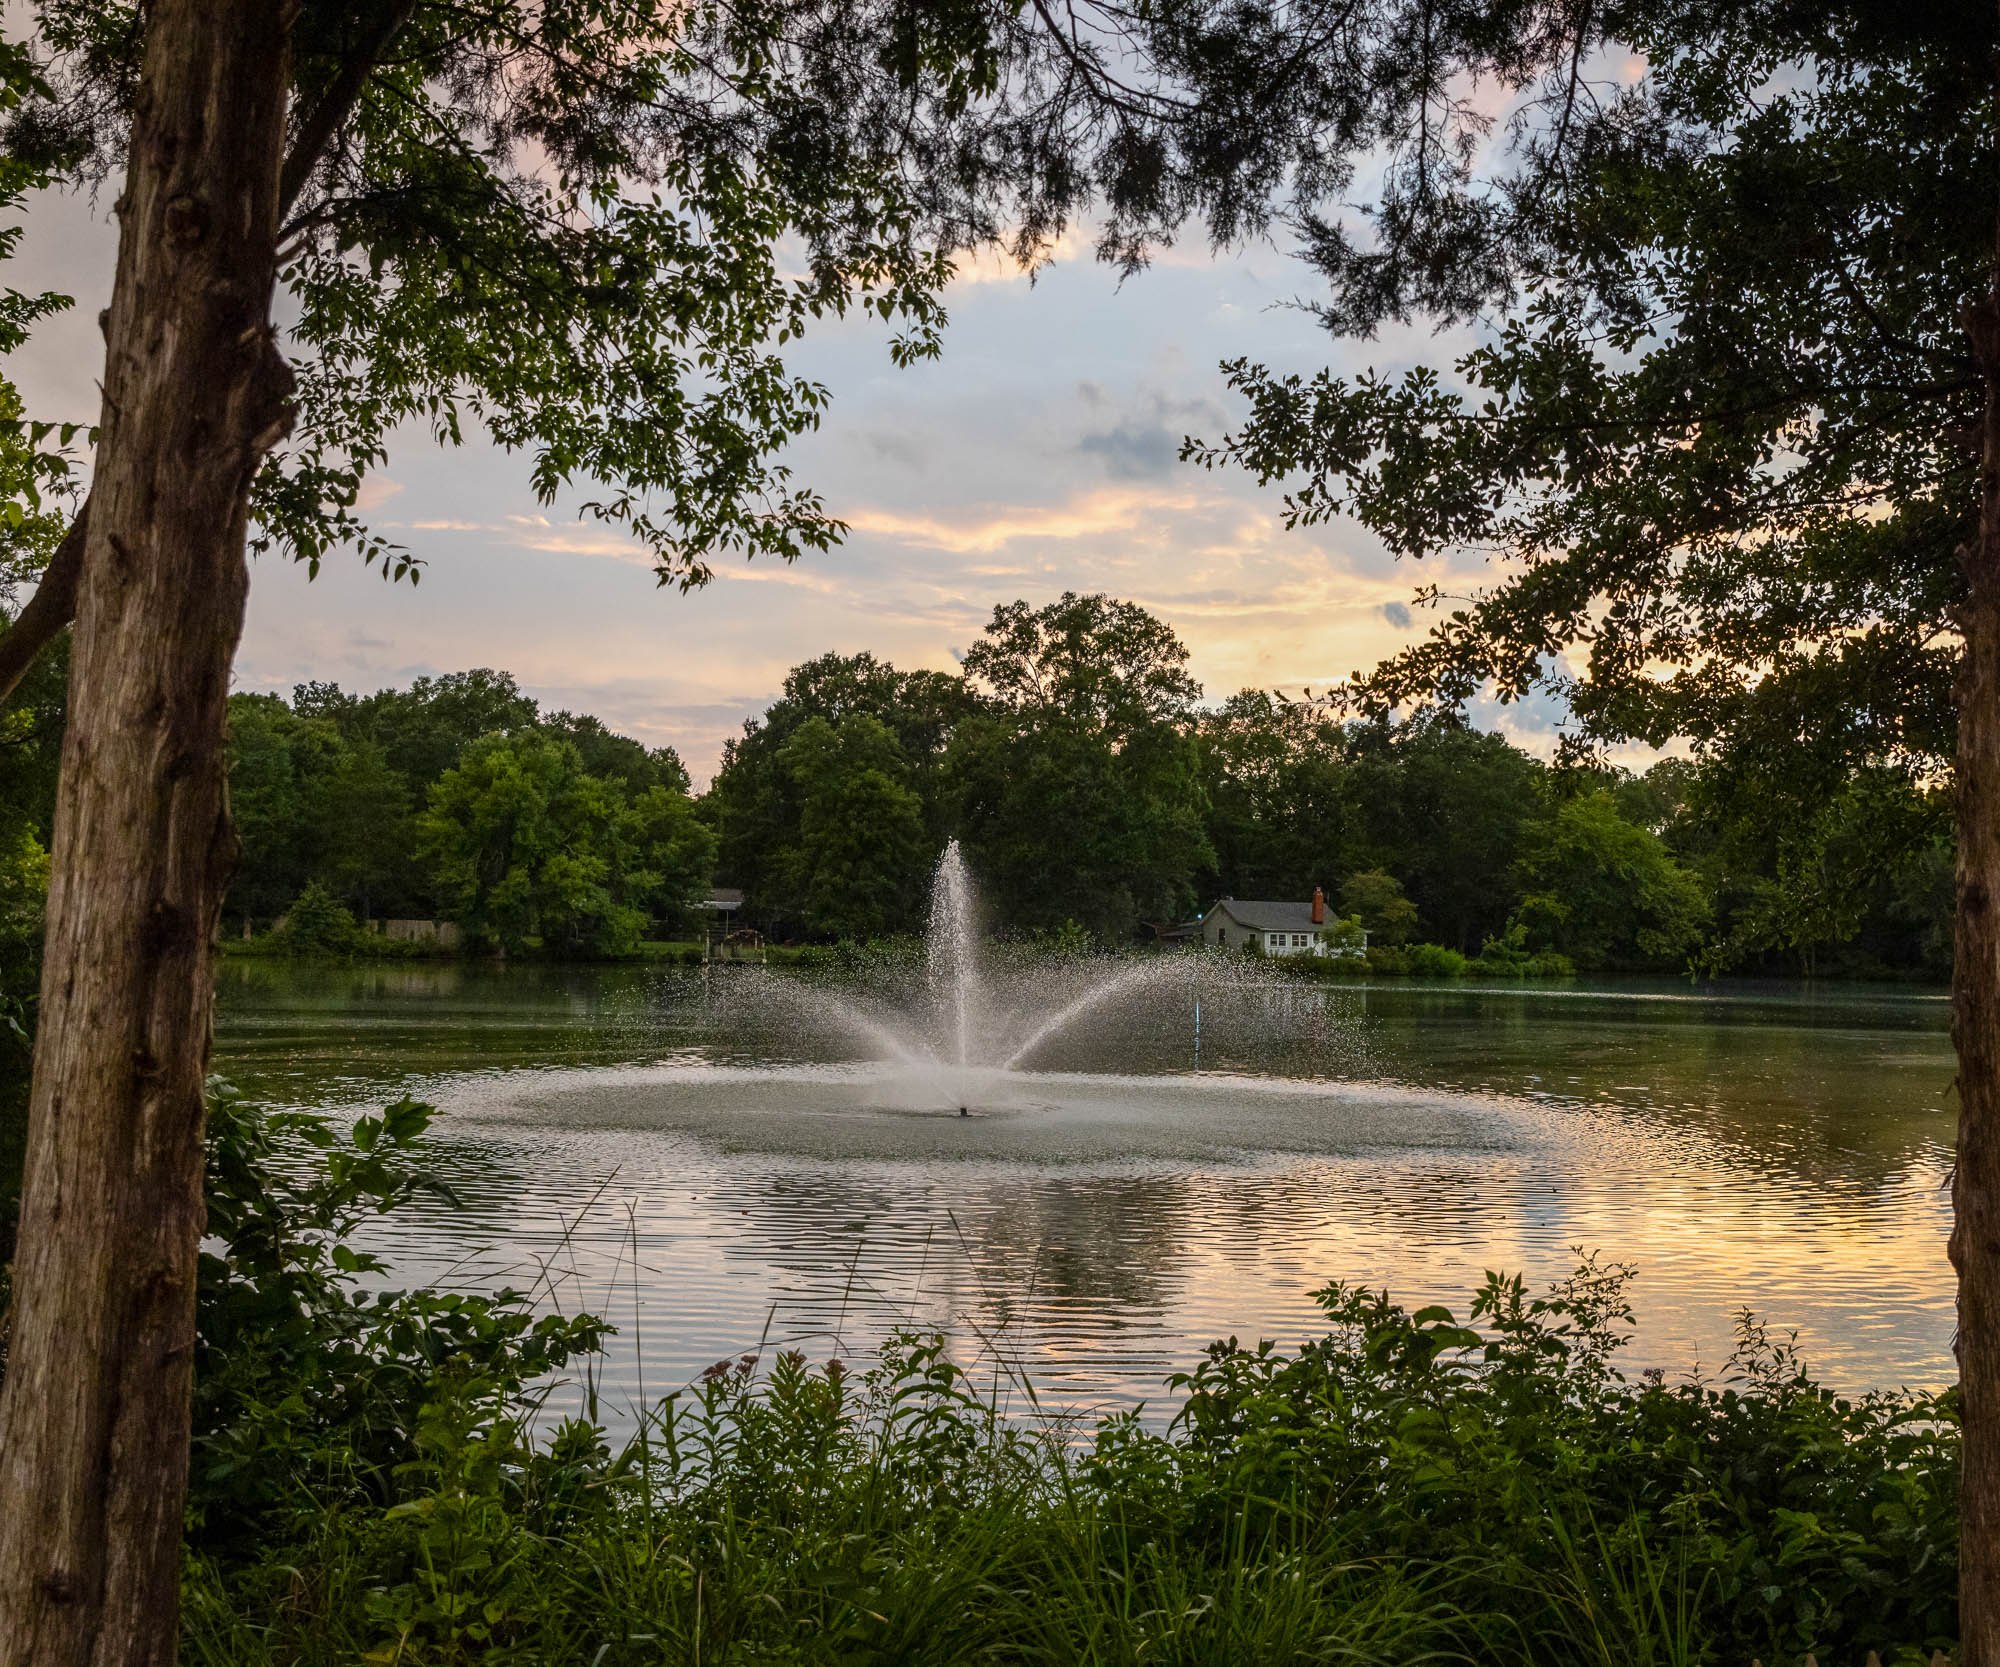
[[701, 887, 745, 912], [1206, 898, 1323, 932]]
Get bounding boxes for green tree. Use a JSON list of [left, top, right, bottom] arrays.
[[709, 652, 972, 928], [276, 879, 359, 954], [1512, 792, 1708, 972], [225, 693, 401, 925], [962, 592, 1201, 737], [953, 595, 1210, 940], [419, 734, 634, 956], [1668, 762, 1951, 980], [1339, 868, 1417, 947], [341, 670, 540, 792], [313, 739, 414, 921], [544, 710, 690, 797], [227, 679, 707, 932], [1198, 691, 1358, 902], [1342, 715, 1546, 953], [620, 784, 717, 935], [224, 695, 309, 927], [776, 713, 929, 938]]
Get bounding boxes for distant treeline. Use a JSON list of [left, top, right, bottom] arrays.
[[221, 671, 714, 957], [1, 592, 1943, 975], [705, 595, 1950, 977]]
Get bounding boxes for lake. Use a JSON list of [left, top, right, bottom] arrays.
[[212, 959, 1957, 1423]]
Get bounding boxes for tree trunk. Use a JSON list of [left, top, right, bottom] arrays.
[[0, 3, 294, 1663], [1958, 270, 2000, 1667]]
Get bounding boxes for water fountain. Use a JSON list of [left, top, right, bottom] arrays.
[[742, 839, 1223, 1113]]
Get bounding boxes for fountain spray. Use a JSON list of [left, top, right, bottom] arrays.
[[928, 840, 980, 1069]]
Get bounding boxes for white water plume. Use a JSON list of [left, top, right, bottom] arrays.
[[720, 840, 1280, 1109]]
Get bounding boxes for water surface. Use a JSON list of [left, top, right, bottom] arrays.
[[213, 961, 1957, 1421]]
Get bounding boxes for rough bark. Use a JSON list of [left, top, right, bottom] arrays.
[[0, 2, 294, 1663], [1959, 274, 2000, 1667]]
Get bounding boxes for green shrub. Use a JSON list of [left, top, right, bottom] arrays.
[[1472, 923, 1578, 980], [1320, 913, 1368, 957], [637, 938, 706, 963], [190, 1088, 606, 1560], [1407, 941, 1470, 977], [276, 881, 361, 954], [1028, 917, 1095, 956]]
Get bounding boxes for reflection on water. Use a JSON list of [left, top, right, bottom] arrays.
[[213, 960, 1957, 1421]]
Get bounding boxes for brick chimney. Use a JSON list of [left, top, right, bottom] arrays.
[[1311, 885, 1326, 925]]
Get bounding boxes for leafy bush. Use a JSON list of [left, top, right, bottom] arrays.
[[1339, 867, 1418, 945], [637, 938, 707, 963], [1320, 913, 1368, 956], [276, 880, 361, 953], [1472, 922, 1577, 979], [1407, 941, 1471, 977], [191, 1087, 607, 1558], [794, 933, 925, 973], [1155, 1268, 1954, 1664], [178, 1098, 1958, 1666], [1028, 917, 1095, 956]]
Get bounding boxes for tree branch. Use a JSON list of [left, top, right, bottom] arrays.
[[0, 3, 418, 707], [280, 0, 420, 217], [0, 503, 86, 704]]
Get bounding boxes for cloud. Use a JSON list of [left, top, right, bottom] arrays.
[[707, 561, 850, 596], [1078, 416, 1178, 480], [863, 428, 928, 470], [946, 228, 1086, 287], [204, 203, 1512, 783], [1382, 601, 1412, 628], [504, 518, 656, 564], [1076, 391, 1225, 482], [355, 476, 405, 511], [844, 489, 1200, 554]]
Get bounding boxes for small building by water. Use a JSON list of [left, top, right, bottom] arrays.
[[1198, 889, 1366, 958]]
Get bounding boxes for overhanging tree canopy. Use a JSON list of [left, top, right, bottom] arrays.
[[1170, 1, 1999, 1652], [1191, 6, 1983, 801]]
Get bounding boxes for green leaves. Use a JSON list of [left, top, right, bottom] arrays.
[[1511, 791, 1709, 970], [417, 728, 711, 956], [774, 712, 930, 940], [192, 1087, 608, 1559], [1196, 7, 1985, 863]]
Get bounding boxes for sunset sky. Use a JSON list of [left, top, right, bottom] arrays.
[[10, 187, 1563, 785]]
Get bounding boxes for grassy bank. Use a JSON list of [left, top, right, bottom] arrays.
[[166, 1097, 1956, 1665]]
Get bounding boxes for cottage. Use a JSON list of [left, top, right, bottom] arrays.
[[699, 886, 745, 925], [1198, 888, 1364, 958]]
